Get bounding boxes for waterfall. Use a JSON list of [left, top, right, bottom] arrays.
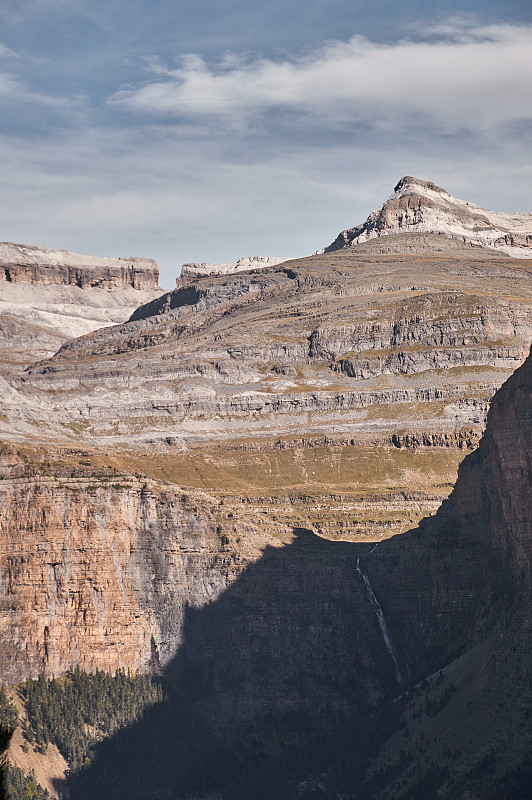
[[356, 558, 404, 688]]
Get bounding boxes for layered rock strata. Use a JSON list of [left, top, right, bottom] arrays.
[[65, 348, 532, 800], [0, 242, 159, 290], [0, 464, 271, 684], [0, 240, 530, 546], [346, 344, 532, 799], [13, 248, 532, 452], [321, 176, 532, 258], [0, 242, 163, 374]]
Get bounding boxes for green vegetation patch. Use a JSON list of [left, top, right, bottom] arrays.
[[20, 668, 164, 773], [0, 686, 19, 735], [3, 764, 53, 800]]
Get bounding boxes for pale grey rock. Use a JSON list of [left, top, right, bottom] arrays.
[[178, 255, 288, 285], [7, 248, 532, 449], [0, 241, 164, 372], [0, 241, 160, 289], [319, 177, 532, 258]]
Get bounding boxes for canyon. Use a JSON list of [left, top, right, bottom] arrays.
[[1, 179, 532, 798], [3, 184, 532, 682], [64, 342, 532, 799]]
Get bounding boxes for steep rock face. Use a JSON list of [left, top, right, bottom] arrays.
[[178, 255, 287, 285], [333, 347, 532, 799], [0, 475, 254, 684], [16, 251, 532, 450], [0, 242, 160, 290], [368, 346, 532, 679], [1, 244, 531, 546], [321, 177, 532, 258]]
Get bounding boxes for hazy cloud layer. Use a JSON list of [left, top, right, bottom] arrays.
[[111, 24, 532, 133]]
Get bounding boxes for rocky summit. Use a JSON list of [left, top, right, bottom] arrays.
[[320, 176, 532, 258]]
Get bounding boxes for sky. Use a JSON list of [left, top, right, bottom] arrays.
[[1, 1, 531, 288]]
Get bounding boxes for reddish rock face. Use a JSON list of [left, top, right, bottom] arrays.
[[60, 348, 532, 800], [0, 242, 160, 290], [0, 478, 242, 684]]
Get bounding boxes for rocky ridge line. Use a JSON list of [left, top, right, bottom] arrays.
[[0, 241, 163, 373], [178, 255, 288, 286]]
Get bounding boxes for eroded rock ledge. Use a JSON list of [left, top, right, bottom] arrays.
[[0, 242, 160, 290]]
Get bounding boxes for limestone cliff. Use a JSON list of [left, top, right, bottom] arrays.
[[0, 460, 272, 684], [18, 250, 532, 452], [367, 344, 532, 675], [63, 348, 532, 800], [2, 243, 530, 543], [0, 242, 163, 375], [0, 242, 159, 290]]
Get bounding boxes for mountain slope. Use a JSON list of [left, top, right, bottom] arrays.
[[7, 245, 530, 541], [3, 192, 532, 690]]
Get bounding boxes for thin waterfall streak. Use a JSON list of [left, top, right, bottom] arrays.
[[356, 558, 404, 688]]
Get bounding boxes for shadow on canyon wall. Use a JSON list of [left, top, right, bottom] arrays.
[[0, 726, 13, 800], [61, 500, 526, 800], [63, 502, 524, 800], [65, 529, 416, 800]]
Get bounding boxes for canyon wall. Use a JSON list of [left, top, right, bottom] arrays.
[[366, 344, 532, 678], [0, 472, 255, 684], [63, 348, 532, 800]]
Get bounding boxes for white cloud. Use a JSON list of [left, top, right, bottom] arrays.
[[0, 62, 86, 114], [0, 43, 20, 58], [109, 23, 532, 133]]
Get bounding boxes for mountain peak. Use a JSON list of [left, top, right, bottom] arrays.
[[393, 175, 448, 194], [320, 178, 532, 258]]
